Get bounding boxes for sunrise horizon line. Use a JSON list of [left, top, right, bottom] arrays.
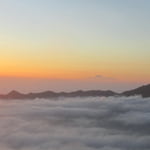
[[0, 83, 149, 95]]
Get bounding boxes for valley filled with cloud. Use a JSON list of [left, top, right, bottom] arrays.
[[0, 96, 150, 150]]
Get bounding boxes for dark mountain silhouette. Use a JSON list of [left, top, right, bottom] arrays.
[[0, 84, 149, 99], [0, 90, 117, 99], [122, 84, 150, 97]]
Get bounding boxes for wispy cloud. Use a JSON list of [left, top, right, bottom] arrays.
[[90, 74, 116, 80]]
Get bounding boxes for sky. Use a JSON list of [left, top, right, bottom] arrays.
[[0, 0, 150, 93]]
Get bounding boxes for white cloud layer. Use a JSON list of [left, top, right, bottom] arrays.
[[0, 96, 150, 150]]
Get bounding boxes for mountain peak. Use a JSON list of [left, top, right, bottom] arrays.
[[8, 90, 22, 95]]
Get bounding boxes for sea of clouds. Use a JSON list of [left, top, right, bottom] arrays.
[[0, 96, 150, 150]]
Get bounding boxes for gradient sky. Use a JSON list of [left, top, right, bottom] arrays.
[[0, 0, 150, 93]]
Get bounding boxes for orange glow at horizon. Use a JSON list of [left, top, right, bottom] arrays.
[[0, 47, 149, 82], [0, 63, 150, 83]]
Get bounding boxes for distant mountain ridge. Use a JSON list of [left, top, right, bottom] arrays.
[[0, 90, 117, 99], [0, 84, 150, 99]]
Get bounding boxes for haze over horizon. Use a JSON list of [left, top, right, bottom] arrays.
[[0, 0, 150, 92]]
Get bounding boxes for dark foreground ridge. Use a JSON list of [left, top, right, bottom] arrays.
[[122, 84, 150, 98], [0, 84, 149, 99]]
